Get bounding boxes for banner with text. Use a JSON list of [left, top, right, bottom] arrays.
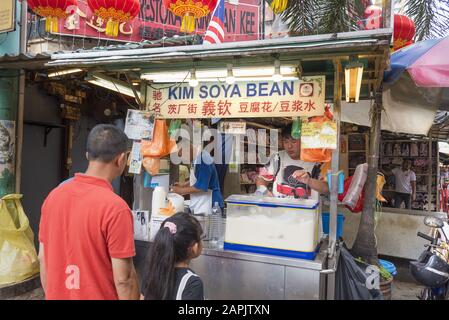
[[57, 0, 259, 42], [146, 76, 326, 119]]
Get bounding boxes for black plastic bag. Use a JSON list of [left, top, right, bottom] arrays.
[[335, 246, 383, 300]]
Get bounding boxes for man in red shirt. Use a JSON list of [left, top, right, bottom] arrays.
[[39, 124, 139, 300]]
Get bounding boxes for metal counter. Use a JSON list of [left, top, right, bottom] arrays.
[[190, 241, 330, 300]]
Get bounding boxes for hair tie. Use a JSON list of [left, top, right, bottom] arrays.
[[164, 221, 177, 235]]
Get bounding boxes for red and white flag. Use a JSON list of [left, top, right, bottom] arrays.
[[203, 0, 225, 44]]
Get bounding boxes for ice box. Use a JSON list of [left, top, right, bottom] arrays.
[[224, 195, 320, 260]]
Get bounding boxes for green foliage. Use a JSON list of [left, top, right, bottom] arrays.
[[277, 0, 449, 41], [379, 265, 393, 281], [355, 257, 393, 282], [317, 0, 362, 34], [279, 0, 319, 36], [279, 0, 365, 36], [405, 0, 449, 41]]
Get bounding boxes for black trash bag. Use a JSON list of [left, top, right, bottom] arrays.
[[335, 246, 383, 300]]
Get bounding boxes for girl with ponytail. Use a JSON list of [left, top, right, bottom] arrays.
[[142, 212, 205, 300]]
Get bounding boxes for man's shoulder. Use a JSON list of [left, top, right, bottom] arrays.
[[99, 189, 131, 212], [43, 180, 75, 204], [44, 179, 129, 212]]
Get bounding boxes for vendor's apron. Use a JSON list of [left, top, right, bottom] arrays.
[[189, 166, 213, 215]]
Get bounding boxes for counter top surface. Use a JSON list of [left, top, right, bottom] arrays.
[[135, 240, 329, 270], [200, 241, 328, 270]]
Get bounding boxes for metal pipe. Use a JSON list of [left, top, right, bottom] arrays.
[[325, 59, 342, 301], [15, 0, 28, 193], [329, 59, 342, 255]]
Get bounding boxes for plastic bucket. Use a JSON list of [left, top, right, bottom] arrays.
[[379, 259, 397, 277], [321, 213, 345, 238]]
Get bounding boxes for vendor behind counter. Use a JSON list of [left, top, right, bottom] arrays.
[[256, 123, 330, 199], [170, 135, 224, 215]]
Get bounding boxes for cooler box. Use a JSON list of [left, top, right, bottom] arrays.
[[224, 195, 320, 260]]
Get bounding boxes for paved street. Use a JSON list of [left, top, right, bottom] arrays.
[[7, 281, 424, 300]]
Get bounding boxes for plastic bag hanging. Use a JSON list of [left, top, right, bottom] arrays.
[[142, 157, 161, 176], [291, 117, 301, 140], [168, 119, 182, 139], [0, 194, 40, 285]]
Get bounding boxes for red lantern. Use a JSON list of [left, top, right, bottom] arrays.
[[87, 0, 141, 37], [163, 0, 218, 33], [364, 7, 416, 51], [28, 0, 78, 33], [393, 14, 415, 51]]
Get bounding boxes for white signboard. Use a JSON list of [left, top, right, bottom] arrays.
[[128, 141, 142, 174], [0, 0, 15, 34], [301, 119, 338, 149], [133, 210, 150, 241], [147, 76, 326, 119], [218, 121, 247, 135], [124, 109, 155, 140]]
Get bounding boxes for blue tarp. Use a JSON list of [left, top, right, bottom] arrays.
[[383, 38, 443, 85]]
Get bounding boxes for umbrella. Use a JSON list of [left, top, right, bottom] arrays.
[[384, 36, 449, 87]]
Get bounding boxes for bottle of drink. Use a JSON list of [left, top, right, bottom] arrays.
[[209, 202, 223, 249]]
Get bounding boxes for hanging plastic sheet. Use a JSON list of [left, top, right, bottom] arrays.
[[335, 246, 383, 300]]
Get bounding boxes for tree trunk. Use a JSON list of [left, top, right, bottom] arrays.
[[351, 91, 382, 266]]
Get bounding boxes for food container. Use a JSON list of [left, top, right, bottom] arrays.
[[224, 195, 320, 260], [194, 214, 210, 241]]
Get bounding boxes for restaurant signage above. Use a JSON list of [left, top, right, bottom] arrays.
[[57, 0, 259, 42], [146, 76, 326, 119]]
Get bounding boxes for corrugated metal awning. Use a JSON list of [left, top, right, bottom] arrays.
[[0, 52, 52, 70], [46, 29, 392, 69], [0, 34, 202, 70]]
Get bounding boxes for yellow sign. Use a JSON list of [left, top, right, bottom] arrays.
[[146, 76, 326, 119], [301, 119, 337, 149], [0, 0, 15, 34]]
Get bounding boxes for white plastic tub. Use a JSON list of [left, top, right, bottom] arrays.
[[224, 195, 320, 259]]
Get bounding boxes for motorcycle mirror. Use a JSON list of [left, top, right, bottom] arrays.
[[424, 216, 444, 229]]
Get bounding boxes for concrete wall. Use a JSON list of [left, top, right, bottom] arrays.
[[21, 84, 63, 246], [338, 206, 442, 260], [68, 117, 123, 193], [21, 86, 125, 247]]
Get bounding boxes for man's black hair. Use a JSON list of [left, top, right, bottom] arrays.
[[281, 123, 293, 139], [86, 124, 128, 162]]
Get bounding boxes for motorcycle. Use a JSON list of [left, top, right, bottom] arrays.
[[410, 216, 449, 300]]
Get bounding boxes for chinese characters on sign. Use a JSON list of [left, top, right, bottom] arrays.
[[146, 76, 326, 119], [59, 0, 259, 42]]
